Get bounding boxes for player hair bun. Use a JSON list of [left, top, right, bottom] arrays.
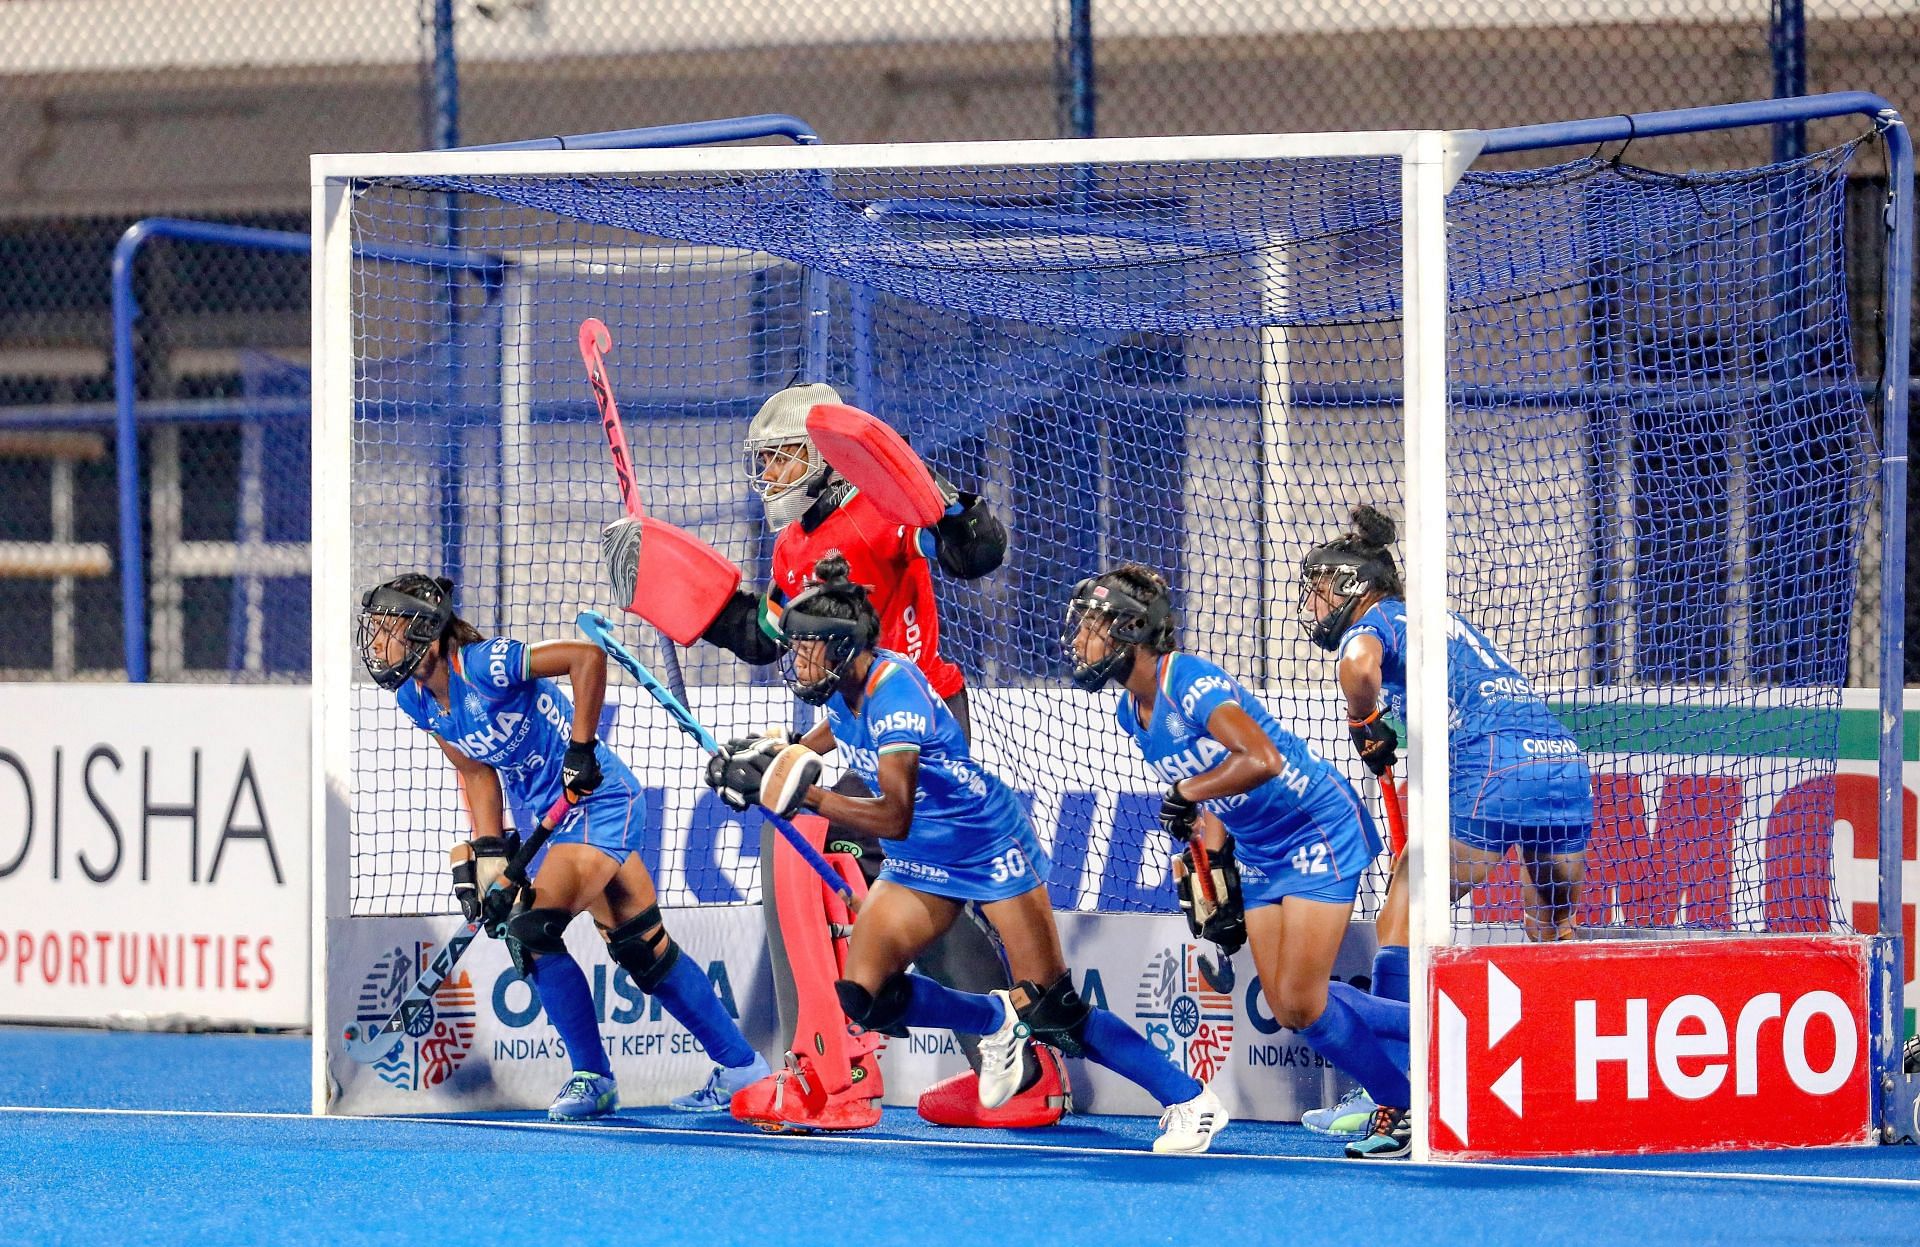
[[433, 576, 455, 597], [1347, 505, 1396, 551], [1112, 562, 1170, 599], [811, 550, 853, 587]]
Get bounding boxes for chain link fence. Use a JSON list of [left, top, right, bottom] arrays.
[[0, 0, 1913, 680]]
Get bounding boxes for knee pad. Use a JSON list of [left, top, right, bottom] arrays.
[[504, 906, 572, 978], [1015, 972, 1091, 1058], [834, 973, 912, 1037], [604, 904, 682, 993]]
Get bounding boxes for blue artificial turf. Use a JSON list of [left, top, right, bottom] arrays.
[[2, 1025, 1915, 1246]]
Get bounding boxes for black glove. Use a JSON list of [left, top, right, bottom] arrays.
[[1159, 782, 1200, 845], [930, 492, 1008, 580], [1348, 709, 1399, 777], [706, 740, 777, 812], [1176, 834, 1247, 955], [562, 738, 603, 798], [479, 871, 525, 939], [723, 731, 794, 754], [451, 832, 519, 923]]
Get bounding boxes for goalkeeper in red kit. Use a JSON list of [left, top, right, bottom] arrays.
[[676, 382, 1069, 1130]]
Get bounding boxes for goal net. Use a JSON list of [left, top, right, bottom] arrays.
[[312, 126, 1892, 1146]]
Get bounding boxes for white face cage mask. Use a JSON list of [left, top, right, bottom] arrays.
[[748, 439, 827, 531]]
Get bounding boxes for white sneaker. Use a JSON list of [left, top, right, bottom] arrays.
[[975, 989, 1029, 1109], [1153, 1084, 1228, 1154]]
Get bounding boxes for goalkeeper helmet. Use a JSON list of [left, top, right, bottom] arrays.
[[1064, 566, 1175, 692], [1299, 505, 1402, 652], [778, 553, 881, 705], [357, 573, 455, 690], [746, 382, 842, 531]]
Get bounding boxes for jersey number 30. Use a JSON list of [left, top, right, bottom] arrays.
[[988, 849, 1030, 885]]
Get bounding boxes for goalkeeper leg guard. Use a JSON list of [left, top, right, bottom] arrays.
[[732, 813, 885, 1133], [767, 814, 882, 1077]]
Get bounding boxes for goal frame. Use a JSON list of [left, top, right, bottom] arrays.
[[310, 97, 1912, 1151]]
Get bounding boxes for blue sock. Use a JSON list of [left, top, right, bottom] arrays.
[[901, 973, 1007, 1035], [1372, 946, 1411, 1069], [1298, 986, 1409, 1109], [1331, 980, 1409, 1042], [1079, 1008, 1203, 1108], [651, 954, 757, 1068], [1372, 945, 1410, 1003], [528, 954, 611, 1077]]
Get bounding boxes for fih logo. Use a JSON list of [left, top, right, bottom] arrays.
[[1133, 943, 1234, 1082], [354, 943, 477, 1092]]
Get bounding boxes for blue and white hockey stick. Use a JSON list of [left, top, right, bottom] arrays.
[[576, 609, 859, 910], [341, 792, 574, 1065]]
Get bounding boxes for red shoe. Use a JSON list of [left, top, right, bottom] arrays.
[[732, 1051, 884, 1133], [917, 1045, 1070, 1128]]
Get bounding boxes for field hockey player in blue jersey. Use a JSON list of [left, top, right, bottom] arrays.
[[357, 573, 767, 1121], [1296, 505, 1594, 1139], [704, 554, 1228, 1153], [1065, 565, 1415, 1159]]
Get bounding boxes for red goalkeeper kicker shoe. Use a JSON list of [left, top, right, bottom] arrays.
[[731, 1051, 883, 1133], [917, 1044, 1070, 1128]]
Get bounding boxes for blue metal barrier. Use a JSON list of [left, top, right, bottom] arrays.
[[112, 218, 503, 681]]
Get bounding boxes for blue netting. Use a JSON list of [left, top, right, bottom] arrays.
[[342, 145, 1874, 936]]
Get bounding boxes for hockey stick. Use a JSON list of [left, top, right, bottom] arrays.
[[1186, 832, 1237, 994], [341, 793, 574, 1065], [580, 318, 641, 517], [576, 608, 860, 912], [1380, 767, 1408, 859], [578, 317, 738, 652]]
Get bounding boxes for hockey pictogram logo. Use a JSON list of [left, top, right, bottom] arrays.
[[1133, 943, 1234, 1082], [353, 943, 478, 1092]]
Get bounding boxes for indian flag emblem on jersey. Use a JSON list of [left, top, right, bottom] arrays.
[[1133, 944, 1235, 1083], [353, 943, 478, 1092]]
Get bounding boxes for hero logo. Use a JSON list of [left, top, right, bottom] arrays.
[[1571, 990, 1856, 1102], [1430, 938, 1871, 1157]]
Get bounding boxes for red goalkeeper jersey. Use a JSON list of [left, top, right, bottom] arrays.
[[766, 488, 965, 699]]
